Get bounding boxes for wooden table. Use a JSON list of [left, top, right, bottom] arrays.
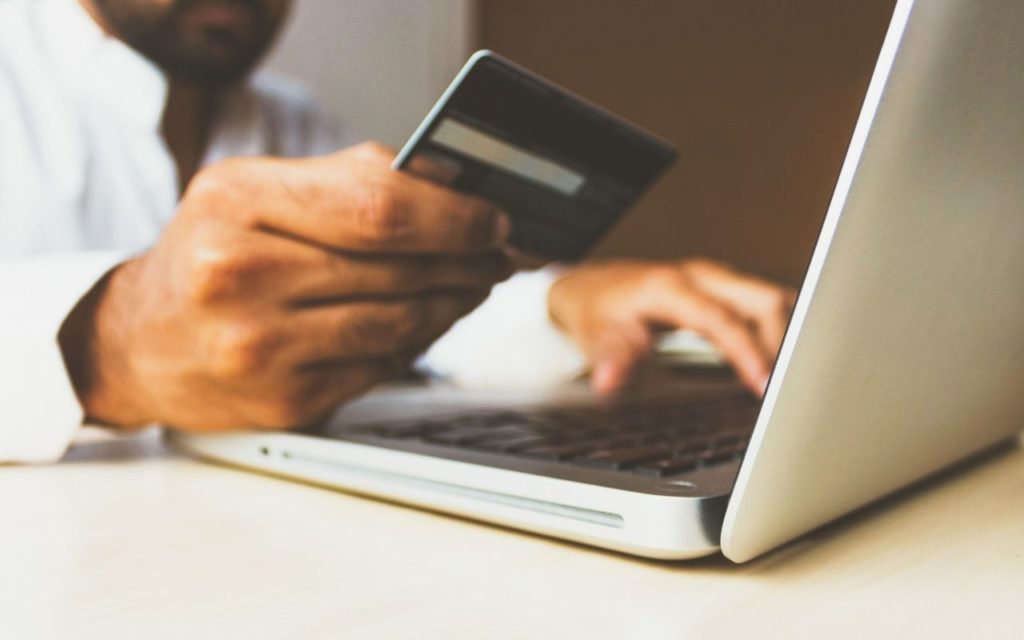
[[2, 428, 1021, 639]]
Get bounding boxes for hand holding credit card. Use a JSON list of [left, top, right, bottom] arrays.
[[393, 51, 677, 261]]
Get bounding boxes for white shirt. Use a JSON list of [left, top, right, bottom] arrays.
[[0, 0, 584, 463]]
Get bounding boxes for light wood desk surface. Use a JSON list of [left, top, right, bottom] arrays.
[[2, 428, 1021, 639]]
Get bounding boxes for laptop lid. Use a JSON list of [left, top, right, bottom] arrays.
[[721, 0, 1024, 562]]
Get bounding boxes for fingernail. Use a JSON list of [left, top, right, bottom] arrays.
[[493, 212, 511, 245], [593, 362, 622, 395], [760, 375, 771, 396]]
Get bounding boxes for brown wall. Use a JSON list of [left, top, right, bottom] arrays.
[[478, 0, 895, 283]]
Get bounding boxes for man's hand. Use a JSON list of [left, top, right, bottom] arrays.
[[60, 143, 513, 432], [548, 259, 796, 396]]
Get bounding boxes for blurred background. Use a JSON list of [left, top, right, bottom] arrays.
[[267, 0, 896, 284]]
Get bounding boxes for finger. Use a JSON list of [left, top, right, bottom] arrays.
[[682, 259, 796, 358], [236, 232, 513, 303], [281, 291, 489, 364], [588, 324, 653, 395], [405, 152, 461, 185], [245, 356, 405, 430], [305, 351, 417, 408], [638, 280, 772, 394], [292, 250, 512, 304], [592, 361, 628, 396], [227, 148, 511, 254]]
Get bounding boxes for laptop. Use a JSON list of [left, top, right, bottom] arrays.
[[169, 0, 1024, 562]]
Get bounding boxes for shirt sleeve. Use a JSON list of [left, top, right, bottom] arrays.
[[417, 267, 588, 390], [0, 251, 127, 463]]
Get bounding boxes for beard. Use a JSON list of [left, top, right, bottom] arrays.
[[90, 0, 289, 87]]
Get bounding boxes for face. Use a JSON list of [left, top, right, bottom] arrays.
[[88, 0, 292, 87]]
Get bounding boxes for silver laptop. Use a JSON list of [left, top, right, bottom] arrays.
[[170, 0, 1024, 562]]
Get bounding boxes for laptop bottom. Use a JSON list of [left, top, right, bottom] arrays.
[[170, 368, 756, 559]]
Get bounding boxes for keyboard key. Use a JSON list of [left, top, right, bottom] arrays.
[[697, 450, 742, 467], [470, 435, 553, 453], [672, 440, 712, 455], [464, 411, 522, 426], [708, 441, 748, 459], [424, 426, 516, 446], [448, 424, 538, 442], [572, 446, 667, 470], [633, 455, 702, 477], [517, 443, 595, 461], [372, 421, 438, 438], [571, 428, 614, 441]]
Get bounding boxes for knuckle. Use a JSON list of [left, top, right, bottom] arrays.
[[682, 257, 715, 271], [386, 301, 428, 340], [347, 302, 426, 352], [184, 243, 251, 305], [645, 265, 683, 291], [350, 141, 395, 163], [185, 160, 246, 207], [351, 183, 414, 245], [678, 257, 720, 279], [183, 165, 224, 204], [460, 200, 501, 246], [184, 158, 283, 223], [210, 322, 278, 379], [360, 141, 389, 156], [699, 305, 733, 330]]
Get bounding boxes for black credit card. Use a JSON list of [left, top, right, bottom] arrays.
[[392, 50, 677, 261]]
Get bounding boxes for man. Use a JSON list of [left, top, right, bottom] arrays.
[[0, 0, 794, 463]]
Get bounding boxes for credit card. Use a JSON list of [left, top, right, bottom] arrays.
[[393, 50, 677, 261]]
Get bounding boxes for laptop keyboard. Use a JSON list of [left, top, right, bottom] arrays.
[[352, 391, 760, 477]]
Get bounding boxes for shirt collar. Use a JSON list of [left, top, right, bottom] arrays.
[[38, 0, 169, 133]]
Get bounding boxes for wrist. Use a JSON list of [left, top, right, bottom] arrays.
[[58, 261, 152, 429], [536, 266, 589, 360], [546, 268, 577, 333]]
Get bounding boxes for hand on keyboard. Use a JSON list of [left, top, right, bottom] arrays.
[[547, 259, 796, 396]]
